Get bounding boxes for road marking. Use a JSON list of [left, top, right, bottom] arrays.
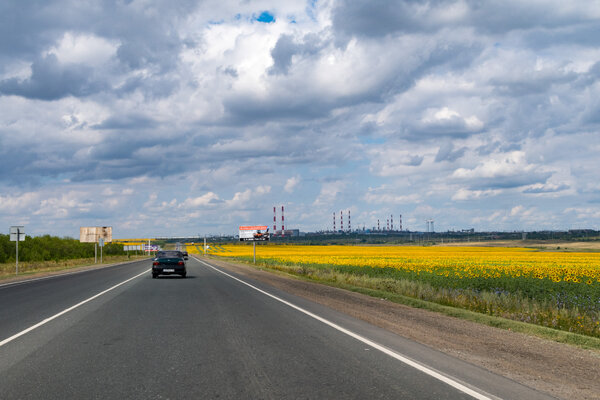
[[194, 257, 497, 400], [0, 269, 149, 348]]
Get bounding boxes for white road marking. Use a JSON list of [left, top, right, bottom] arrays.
[[194, 257, 497, 400], [0, 269, 149, 348]]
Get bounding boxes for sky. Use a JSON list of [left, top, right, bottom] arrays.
[[1, 0, 600, 238]]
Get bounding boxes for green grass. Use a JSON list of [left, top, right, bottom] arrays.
[[0, 254, 147, 281]]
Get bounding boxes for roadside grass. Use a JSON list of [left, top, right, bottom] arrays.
[[0, 254, 147, 281], [213, 256, 600, 351]]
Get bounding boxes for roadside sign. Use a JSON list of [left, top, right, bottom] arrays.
[[10, 226, 25, 242], [79, 226, 112, 243], [99, 238, 105, 247], [239, 225, 270, 241], [9, 226, 25, 275]]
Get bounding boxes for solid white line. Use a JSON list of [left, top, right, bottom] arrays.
[[0, 269, 150, 348], [194, 257, 496, 400]]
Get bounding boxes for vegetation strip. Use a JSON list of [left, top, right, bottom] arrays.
[[194, 243, 600, 346]]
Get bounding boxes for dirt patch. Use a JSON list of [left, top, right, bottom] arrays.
[[209, 257, 600, 400]]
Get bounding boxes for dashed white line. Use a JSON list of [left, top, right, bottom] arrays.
[[194, 256, 497, 400]]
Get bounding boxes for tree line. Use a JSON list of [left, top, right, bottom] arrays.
[[0, 234, 125, 263]]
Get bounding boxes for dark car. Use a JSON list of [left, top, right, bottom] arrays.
[[152, 251, 186, 278]]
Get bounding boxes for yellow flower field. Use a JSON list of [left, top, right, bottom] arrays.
[[206, 244, 600, 284], [194, 243, 600, 336]]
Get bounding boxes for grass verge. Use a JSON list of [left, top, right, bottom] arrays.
[[214, 256, 600, 351], [0, 255, 147, 281]]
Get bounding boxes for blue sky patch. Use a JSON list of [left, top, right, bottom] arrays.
[[256, 11, 275, 23]]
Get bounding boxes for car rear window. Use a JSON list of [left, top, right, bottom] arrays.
[[156, 251, 182, 258]]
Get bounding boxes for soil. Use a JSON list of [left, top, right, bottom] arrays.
[[209, 258, 600, 400]]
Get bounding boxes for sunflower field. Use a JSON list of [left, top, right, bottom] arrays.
[[203, 244, 600, 337]]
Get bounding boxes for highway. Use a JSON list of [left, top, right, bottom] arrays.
[[0, 257, 554, 399]]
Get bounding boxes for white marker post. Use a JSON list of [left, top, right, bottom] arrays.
[[99, 238, 104, 263], [9, 226, 25, 275], [253, 241, 256, 264]]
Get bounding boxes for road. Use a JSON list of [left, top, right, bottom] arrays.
[[0, 257, 555, 399]]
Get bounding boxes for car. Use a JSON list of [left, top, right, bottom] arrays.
[[152, 251, 187, 278]]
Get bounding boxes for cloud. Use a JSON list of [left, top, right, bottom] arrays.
[[435, 142, 467, 162], [180, 192, 223, 208], [284, 176, 300, 193], [0, 54, 107, 100], [452, 151, 553, 189]]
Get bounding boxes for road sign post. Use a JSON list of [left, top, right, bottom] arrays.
[[253, 241, 256, 264], [10, 226, 25, 275], [99, 238, 104, 263]]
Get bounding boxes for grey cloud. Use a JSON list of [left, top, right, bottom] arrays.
[[405, 155, 424, 166], [467, 172, 553, 190], [405, 115, 483, 140], [523, 184, 569, 194], [331, 0, 599, 39], [222, 66, 238, 78], [0, 54, 107, 100], [92, 114, 159, 130], [435, 143, 466, 162], [476, 141, 521, 156], [490, 70, 579, 97], [269, 33, 324, 75], [116, 75, 179, 99], [331, 0, 442, 38]]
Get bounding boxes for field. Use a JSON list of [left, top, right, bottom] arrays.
[[198, 244, 600, 338]]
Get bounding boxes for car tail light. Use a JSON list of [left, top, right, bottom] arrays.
[[153, 261, 159, 266], [178, 261, 184, 265]]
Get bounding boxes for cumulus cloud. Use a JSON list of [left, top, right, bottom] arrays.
[[284, 176, 300, 193], [452, 151, 553, 189]]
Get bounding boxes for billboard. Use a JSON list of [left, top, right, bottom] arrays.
[[239, 226, 269, 241], [80, 226, 113, 243]]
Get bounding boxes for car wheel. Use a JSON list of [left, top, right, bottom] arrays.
[[181, 273, 186, 278], [152, 273, 158, 279]]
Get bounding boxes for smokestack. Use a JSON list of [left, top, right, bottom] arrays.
[[273, 206, 277, 233], [281, 205, 285, 237], [333, 212, 336, 232], [348, 210, 351, 232], [399, 214, 402, 231], [391, 215, 393, 231], [340, 210, 343, 232], [377, 219, 380, 231], [387, 219, 389, 231]]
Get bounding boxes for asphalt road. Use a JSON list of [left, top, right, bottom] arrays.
[[0, 257, 555, 399]]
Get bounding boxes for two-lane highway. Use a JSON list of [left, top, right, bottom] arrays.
[[0, 257, 554, 399]]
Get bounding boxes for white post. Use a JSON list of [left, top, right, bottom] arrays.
[[204, 237, 207, 256], [95, 243, 97, 263], [15, 232, 19, 275], [100, 244, 103, 263], [253, 241, 256, 264]]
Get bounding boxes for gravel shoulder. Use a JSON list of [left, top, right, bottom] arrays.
[[209, 257, 600, 400]]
